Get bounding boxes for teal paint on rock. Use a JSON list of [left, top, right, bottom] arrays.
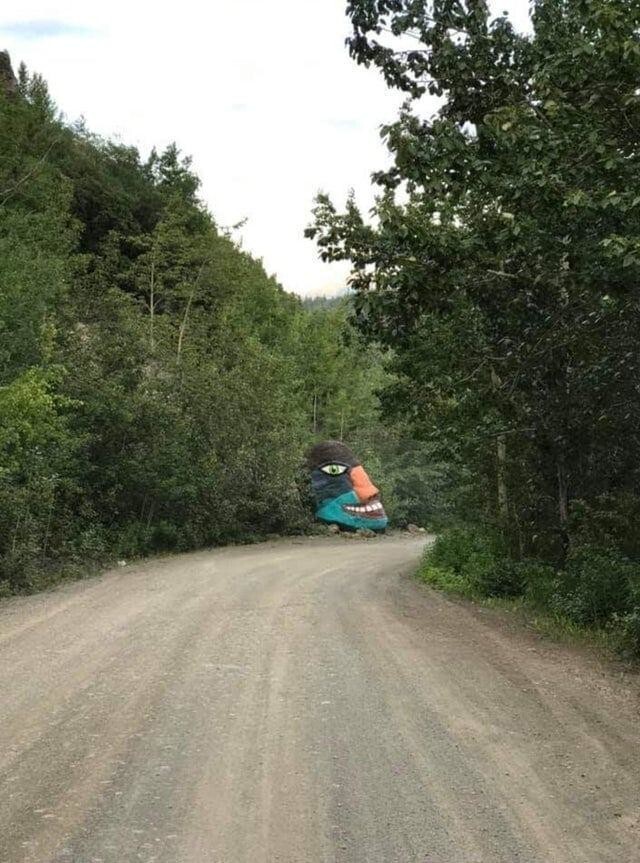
[[317, 490, 388, 531]]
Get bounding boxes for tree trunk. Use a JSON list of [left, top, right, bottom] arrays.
[[11, 509, 22, 554], [491, 368, 509, 523], [177, 261, 206, 362], [177, 288, 195, 362], [557, 454, 569, 557], [149, 257, 156, 352], [496, 434, 509, 523], [41, 495, 55, 563]]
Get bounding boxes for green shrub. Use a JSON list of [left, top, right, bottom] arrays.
[[428, 526, 490, 573], [476, 558, 525, 598], [115, 522, 153, 558], [569, 494, 640, 560], [614, 608, 640, 657], [521, 561, 562, 608], [554, 546, 640, 627], [71, 526, 108, 559], [0, 547, 41, 594], [421, 528, 640, 657], [418, 562, 477, 596], [522, 548, 640, 657], [425, 526, 521, 597]]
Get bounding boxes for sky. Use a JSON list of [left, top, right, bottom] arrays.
[[0, 1, 531, 297]]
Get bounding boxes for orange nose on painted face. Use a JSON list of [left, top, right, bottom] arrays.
[[350, 465, 379, 503]]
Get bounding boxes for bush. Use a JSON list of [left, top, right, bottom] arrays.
[[615, 608, 640, 657], [553, 546, 640, 627], [0, 547, 42, 594], [0, 369, 80, 591], [426, 526, 522, 597], [569, 494, 640, 560], [522, 561, 563, 608], [546, 548, 640, 657], [421, 528, 640, 658], [71, 526, 108, 558], [478, 558, 526, 598]]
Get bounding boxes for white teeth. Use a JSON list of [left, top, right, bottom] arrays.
[[343, 502, 384, 516]]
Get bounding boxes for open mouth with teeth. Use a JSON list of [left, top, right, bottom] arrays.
[[342, 500, 386, 519]]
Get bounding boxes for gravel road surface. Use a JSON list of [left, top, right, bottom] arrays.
[[1, 535, 638, 862]]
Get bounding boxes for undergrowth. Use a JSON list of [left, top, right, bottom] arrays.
[[418, 527, 640, 660]]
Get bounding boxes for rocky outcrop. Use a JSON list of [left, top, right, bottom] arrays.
[[0, 50, 18, 96]]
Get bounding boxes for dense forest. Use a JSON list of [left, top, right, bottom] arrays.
[[308, 0, 640, 655], [3, 0, 640, 658], [0, 51, 438, 595]]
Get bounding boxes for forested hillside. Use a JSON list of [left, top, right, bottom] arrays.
[[308, 0, 640, 655], [0, 52, 437, 595]]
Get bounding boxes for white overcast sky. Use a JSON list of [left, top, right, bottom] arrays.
[[0, 1, 530, 296]]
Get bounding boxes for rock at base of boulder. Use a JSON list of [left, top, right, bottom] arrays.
[[352, 528, 377, 539]]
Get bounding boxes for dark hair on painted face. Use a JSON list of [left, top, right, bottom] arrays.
[[306, 440, 360, 471]]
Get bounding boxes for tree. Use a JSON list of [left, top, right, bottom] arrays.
[[308, 0, 640, 561], [0, 50, 439, 595]]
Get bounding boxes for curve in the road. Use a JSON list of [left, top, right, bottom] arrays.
[[0, 536, 638, 863]]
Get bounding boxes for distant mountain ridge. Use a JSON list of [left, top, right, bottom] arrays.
[[301, 293, 348, 311]]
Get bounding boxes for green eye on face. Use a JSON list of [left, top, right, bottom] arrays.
[[321, 463, 348, 476]]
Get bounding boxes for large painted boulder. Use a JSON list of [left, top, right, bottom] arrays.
[[307, 440, 388, 532]]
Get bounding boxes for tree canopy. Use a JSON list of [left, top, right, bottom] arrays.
[[0, 55, 438, 594], [308, 1, 640, 652]]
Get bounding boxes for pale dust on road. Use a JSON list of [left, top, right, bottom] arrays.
[[0, 535, 638, 863]]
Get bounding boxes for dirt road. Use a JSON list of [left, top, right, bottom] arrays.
[[1, 536, 638, 863]]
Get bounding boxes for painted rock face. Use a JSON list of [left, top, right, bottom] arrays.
[[307, 440, 388, 532]]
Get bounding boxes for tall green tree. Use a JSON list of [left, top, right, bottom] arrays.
[[309, 0, 640, 562], [0, 51, 439, 596]]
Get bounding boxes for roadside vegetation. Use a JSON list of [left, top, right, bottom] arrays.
[[4, 1, 640, 661], [308, 0, 640, 657], [0, 54, 437, 595], [418, 528, 640, 658]]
